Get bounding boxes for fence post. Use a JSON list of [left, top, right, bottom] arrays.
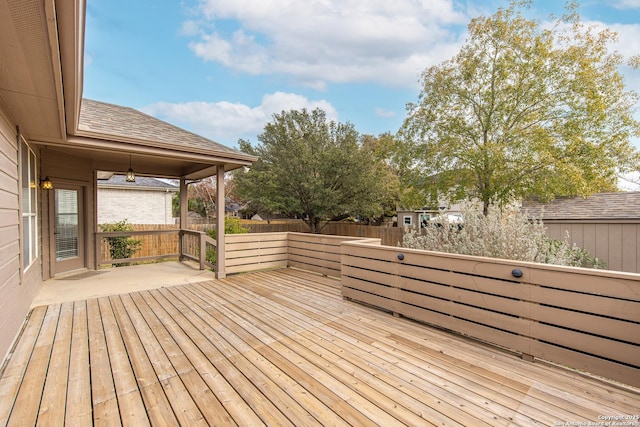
[[199, 232, 206, 270]]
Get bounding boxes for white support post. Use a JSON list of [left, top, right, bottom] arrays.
[[216, 166, 226, 279]]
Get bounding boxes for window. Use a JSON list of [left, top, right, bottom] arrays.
[[21, 138, 38, 270], [403, 216, 412, 226], [419, 213, 431, 228]]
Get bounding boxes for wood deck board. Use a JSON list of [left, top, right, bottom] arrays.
[[241, 272, 577, 423], [0, 268, 638, 426]]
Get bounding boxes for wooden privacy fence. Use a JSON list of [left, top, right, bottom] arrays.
[[340, 240, 640, 388]]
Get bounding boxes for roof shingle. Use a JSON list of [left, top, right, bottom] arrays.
[[523, 192, 640, 220], [78, 99, 244, 157]]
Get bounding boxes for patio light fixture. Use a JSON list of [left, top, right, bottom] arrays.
[[41, 177, 53, 190], [126, 155, 136, 182]]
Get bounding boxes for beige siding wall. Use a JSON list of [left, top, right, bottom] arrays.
[[545, 221, 640, 274], [0, 106, 42, 364]]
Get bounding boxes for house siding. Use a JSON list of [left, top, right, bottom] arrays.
[[0, 105, 42, 364], [98, 187, 175, 225]]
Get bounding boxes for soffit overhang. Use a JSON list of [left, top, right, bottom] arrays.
[[0, 0, 72, 142]]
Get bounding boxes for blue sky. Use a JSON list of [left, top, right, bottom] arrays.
[[84, 0, 640, 158]]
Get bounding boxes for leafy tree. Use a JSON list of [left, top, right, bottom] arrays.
[[399, 0, 640, 215], [234, 108, 393, 232], [361, 133, 401, 222]]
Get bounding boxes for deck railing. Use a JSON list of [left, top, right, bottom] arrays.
[[95, 228, 216, 270], [93, 229, 640, 387], [340, 239, 640, 389]]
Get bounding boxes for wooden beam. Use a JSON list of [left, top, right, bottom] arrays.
[[179, 178, 188, 261], [216, 167, 226, 279]]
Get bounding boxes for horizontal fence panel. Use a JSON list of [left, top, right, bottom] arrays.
[[226, 240, 288, 252], [227, 253, 289, 268], [340, 240, 640, 388], [530, 304, 638, 345], [530, 340, 640, 388], [529, 322, 639, 367], [288, 254, 341, 278], [400, 277, 528, 319], [226, 246, 287, 261], [226, 260, 288, 274], [530, 268, 640, 301], [393, 300, 535, 356], [224, 232, 289, 273]]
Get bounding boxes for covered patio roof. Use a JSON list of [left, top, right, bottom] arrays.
[[60, 98, 257, 180], [1, 0, 256, 179]]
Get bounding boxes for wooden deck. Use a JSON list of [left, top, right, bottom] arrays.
[[0, 268, 638, 426]]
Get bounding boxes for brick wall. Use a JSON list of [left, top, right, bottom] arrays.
[[98, 188, 176, 225]]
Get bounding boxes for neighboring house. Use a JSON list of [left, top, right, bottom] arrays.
[[0, 0, 256, 363], [97, 175, 178, 225], [523, 192, 640, 274], [397, 204, 463, 228]]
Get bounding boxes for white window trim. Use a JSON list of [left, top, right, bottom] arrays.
[[19, 136, 38, 272], [403, 215, 412, 226]]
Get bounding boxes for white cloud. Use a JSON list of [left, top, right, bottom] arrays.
[[141, 92, 338, 145], [185, 0, 469, 88], [611, 0, 640, 9], [375, 108, 396, 118]]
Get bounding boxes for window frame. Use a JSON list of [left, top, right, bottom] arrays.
[[19, 136, 38, 271]]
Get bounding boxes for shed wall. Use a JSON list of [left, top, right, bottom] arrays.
[[545, 221, 640, 274]]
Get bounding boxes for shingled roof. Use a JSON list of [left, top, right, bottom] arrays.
[[77, 99, 246, 158], [523, 192, 640, 220], [97, 175, 178, 190]]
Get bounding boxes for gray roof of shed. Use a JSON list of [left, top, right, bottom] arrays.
[[78, 99, 245, 158], [523, 192, 640, 220]]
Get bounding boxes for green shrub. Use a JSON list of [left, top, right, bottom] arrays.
[[402, 201, 605, 269], [100, 220, 142, 267], [205, 218, 249, 265]]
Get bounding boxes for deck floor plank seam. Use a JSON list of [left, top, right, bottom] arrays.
[[65, 300, 92, 426]]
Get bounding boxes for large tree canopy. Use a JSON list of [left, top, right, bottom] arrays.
[[234, 108, 393, 232], [399, 0, 640, 214]]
